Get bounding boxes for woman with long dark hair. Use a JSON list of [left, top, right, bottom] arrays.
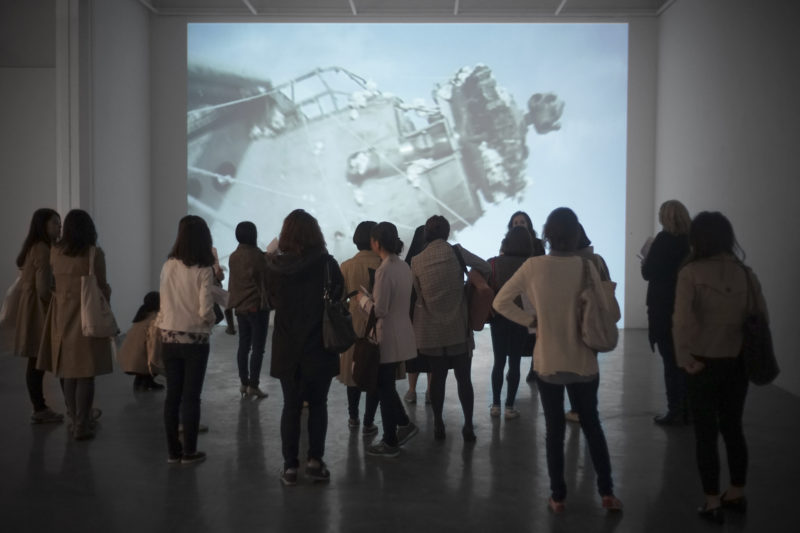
[[265, 209, 344, 485], [487, 225, 533, 420], [13, 208, 63, 423], [673, 211, 765, 524], [358, 222, 419, 457], [156, 215, 217, 464], [642, 200, 691, 425], [493, 207, 622, 513], [402, 225, 431, 405], [37, 209, 113, 441]]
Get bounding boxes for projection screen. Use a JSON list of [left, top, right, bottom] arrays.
[[187, 23, 628, 317]]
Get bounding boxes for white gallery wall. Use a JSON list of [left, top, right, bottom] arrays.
[[656, 0, 800, 394]]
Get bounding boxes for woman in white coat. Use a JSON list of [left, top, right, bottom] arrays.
[[358, 222, 419, 457]]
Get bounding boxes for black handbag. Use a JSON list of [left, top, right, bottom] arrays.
[[352, 311, 379, 394], [322, 258, 357, 353], [740, 265, 779, 385]]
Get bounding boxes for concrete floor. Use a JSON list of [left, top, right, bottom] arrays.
[[0, 327, 796, 533]]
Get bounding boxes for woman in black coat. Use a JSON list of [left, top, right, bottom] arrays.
[[265, 209, 344, 485], [641, 200, 691, 425]]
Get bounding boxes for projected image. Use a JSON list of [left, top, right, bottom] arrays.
[[187, 23, 628, 310]]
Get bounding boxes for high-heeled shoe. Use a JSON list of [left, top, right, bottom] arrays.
[[697, 504, 724, 524], [720, 492, 747, 513], [246, 386, 268, 399], [548, 497, 566, 513], [433, 422, 446, 440]]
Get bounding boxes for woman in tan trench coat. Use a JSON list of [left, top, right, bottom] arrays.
[[13, 208, 64, 423], [38, 209, 113, 441], [338, 221, 381, 433], [117, 291, 163, 392]]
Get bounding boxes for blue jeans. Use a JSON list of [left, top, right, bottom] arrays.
[[537, 376, 614, 501], [280, 374, 332, 469], [163, 342, 210, 457], [236, 309, 269, 387]]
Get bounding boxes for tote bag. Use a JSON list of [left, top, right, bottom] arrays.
[[740, 265, 779, 385], [322, 258, 357, 353], [578, 259, 619, 353], [81, 247, 119, 338], [0, 275, 22, 327]]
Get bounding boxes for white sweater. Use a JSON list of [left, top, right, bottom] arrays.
[[155, 259, 216, 334], [492, 255, 600, 377]]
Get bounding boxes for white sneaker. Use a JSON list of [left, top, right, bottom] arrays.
[[504, 407, 520, 420], [490, 404, 501, 418], [404, 390, 416, 403]]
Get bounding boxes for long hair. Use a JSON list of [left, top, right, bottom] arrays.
[[132, 291, 160, 323], [501, 226, 533, 257], [659, 200, 691, 236], [371, 221, 404, 255], [16, 208, 59, 267], [168, 215, 215, 267], [405, 225, 426, 265], [278, 209, 326, 255], [687, 211, 744, 262], [58, 209, 98, 257], [507, 210, 539, 239], [543, 207, 580, 253]]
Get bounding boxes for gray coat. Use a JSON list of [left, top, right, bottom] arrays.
[[410, 240, 489, 353], [369, 254, 416, 364]]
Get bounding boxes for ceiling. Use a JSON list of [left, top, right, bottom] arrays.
[[139, 0, 674, 18]]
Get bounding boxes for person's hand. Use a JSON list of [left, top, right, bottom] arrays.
[[683, 360, 706, 375]]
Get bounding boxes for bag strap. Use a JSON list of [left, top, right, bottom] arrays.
[[581, 258, 594, 291], [451, 244, 467, 275], [88, 246, 96, 276], [740, 263, 756, 315], [364, 309, 378, 340]]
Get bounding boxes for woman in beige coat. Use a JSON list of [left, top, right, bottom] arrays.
[[118, 291, 163, 392], [338, 221, 381, 433], [13, 208, 64, 423], [38, 209, 113, 441]]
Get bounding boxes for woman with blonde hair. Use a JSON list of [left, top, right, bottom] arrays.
[[641, 200, 691, 425]]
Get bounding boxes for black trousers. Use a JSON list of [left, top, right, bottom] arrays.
[[537, 377, 614, 501], [279, 374, 332, 469], [163, 342, 210, 457], [687, 357, 749, 494], [235, 310, 269, 387], [657, 336, 687, 413], [25, 357, 48, 411], [376, 362, 410, 446], [427, 353, 474, 428], [346, 386, 378, 425]]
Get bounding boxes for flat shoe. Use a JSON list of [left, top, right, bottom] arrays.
[[602, 495, 623, 512], [697, 504, 724, 524], [548, 497, 565, 513], [720, 492, 747, 513]]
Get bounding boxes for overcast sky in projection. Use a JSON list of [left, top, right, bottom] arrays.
[[188, 23, 629, 315]]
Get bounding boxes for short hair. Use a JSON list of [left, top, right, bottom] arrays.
[[353, 221, 377, 251], [278, 209, 326, 255], [235, 221, 257, 246], [659, 200, 691, 236], [501, 226, 534, 257], [424, 215, 450, 243], [370, 221, 404, 255], [16, 208, 60, 267], [543, 207, 580, 253], [168, 215, 215, 267], [59, 209, 98, 257], [688, 211, 742, 261]]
